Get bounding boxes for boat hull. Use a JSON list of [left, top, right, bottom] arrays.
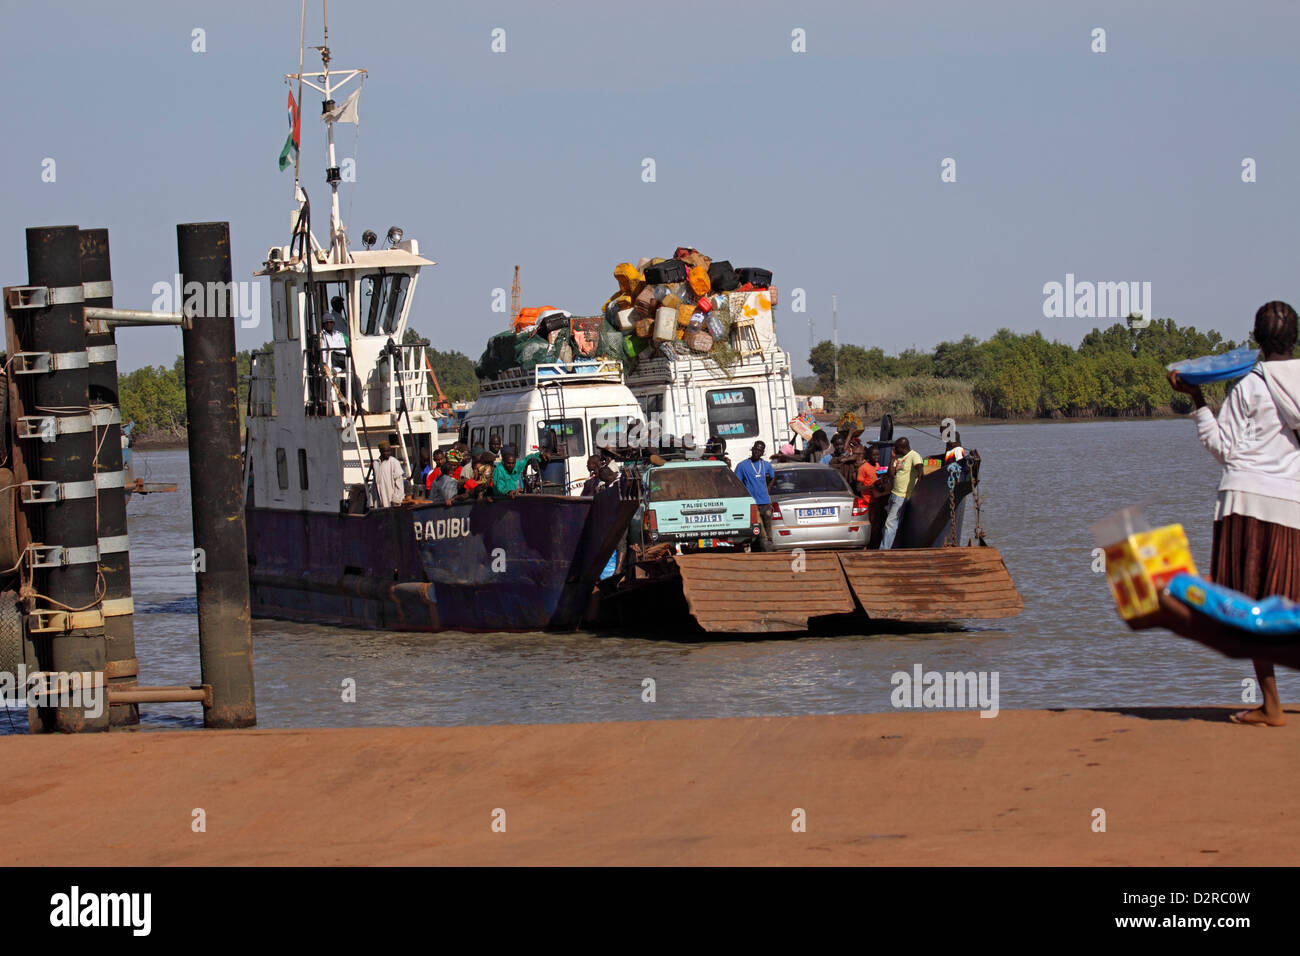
[[246, 488, 635, 632]]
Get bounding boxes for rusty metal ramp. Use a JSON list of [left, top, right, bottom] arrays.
[[674, 551, 857, 633], [837, 546, 1023, 622]]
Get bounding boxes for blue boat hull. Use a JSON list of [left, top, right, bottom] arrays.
[[246, 488, 635, 632]]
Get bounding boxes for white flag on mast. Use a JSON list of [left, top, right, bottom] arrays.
[[324, 87, 360, 124]]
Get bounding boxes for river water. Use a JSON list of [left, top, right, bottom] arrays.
[[5, 419, 1294, 734]]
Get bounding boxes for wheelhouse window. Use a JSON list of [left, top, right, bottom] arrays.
[[508, 424, 522, 454], [275, 448, 289, 490], [538, 419, 585, 458], [312, 280, 350, 331], [359, 273, 410, 336], [704, 387, 759, 440], [469, 426, 485, 451], [298, 448, 309, 490]]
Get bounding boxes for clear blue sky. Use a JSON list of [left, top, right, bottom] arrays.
[[1, 0, 1296, 373]]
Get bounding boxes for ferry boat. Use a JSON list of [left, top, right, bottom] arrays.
[[241, 21, 636, 631]]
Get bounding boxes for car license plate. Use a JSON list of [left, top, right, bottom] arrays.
[[796, 506, 838, 524], [684, 514, 723, 525]]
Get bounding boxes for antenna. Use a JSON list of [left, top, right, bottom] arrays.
[[510, 265, 521, 328]]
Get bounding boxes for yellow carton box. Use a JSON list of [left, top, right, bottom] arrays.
[[1103, 523, 1197, 622]]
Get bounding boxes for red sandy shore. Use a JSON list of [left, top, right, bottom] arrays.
[[0, 707, 1295, 866]]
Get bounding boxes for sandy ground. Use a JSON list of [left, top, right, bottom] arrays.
[[1, 706, 1296, 866]]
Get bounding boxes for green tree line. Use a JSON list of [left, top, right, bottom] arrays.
[[809, 319, 1242, 419]]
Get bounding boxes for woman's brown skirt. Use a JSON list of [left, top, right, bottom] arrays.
[[1211, 513, 1300, 602]]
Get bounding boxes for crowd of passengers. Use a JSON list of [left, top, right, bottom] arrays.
[[719, 427, 966, 550], [375, 424, 964, 551]]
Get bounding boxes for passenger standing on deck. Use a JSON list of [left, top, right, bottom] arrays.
[[579, 455, 603, 496], [735, 441, 775, 550], [493, 447, 551, 498], [417, 450, 434, 494], [1170, 300, 1300, 727], [822, 434, 845, 466], [880, 437, 924, 549], [488, 433, 503, 462], [374, 441, 406, 508]]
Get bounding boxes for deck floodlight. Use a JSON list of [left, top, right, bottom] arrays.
[[362, 229, 377, 250], [386, 226, 403, 247]]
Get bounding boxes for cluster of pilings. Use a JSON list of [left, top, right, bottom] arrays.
[[1, 222, 256, 731]]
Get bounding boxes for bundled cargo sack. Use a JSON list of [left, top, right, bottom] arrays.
[[624, 335, 649, 359], [614, 263, 645, 295], [653, 306, 677, 343], [634, 316, 654, 338], [685, 328, 713, 353], [615, 307, 636, 332], [658, 285, 681, 309], [517, 336, 550, 370], [708, 260, 739, 292], [675, 303, 695, 328], [476, 329, 520, 379], [736, 267, 773, 288], [633, 286, 657, 317], [644, 259, 687, 284], [705, 314, 725, 340], [570, 316, 603, 357], [687, 265, 711, 297]]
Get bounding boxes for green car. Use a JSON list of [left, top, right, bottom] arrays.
[[629, 459, 761, 553]]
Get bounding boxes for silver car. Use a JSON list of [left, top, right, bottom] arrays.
[[767, 462, 869, 551]]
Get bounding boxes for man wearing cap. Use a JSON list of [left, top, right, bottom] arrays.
[[374, 440, 407, 508]]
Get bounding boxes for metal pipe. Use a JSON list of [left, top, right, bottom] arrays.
[[107, 685, 211, 706], [85, 307, 189, 328], [80, 228, 138, 728], [24, 225, 107, 732], [177, 221, 256, 729]]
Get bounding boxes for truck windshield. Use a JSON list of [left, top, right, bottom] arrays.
[[650, 465, 745, 501], [772, 468, 850, 495]]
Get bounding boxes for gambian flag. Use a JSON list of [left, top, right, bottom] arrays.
[[278, 91, 301, 171]]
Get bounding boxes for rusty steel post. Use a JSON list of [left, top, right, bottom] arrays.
[[23, 225, 108, 732], [177, 221, 256, 728], [80, 228, 138, 726]]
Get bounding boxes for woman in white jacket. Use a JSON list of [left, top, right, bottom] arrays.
[[1170, 301, 1300, 726]]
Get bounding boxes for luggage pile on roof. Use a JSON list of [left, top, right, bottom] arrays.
[[475, 247, 777, 382], [600, 248, 777, 369]]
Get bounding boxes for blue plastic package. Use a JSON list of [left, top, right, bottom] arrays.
[[1165, 573, 1300, 638], [1166, 346, 1259, 385]]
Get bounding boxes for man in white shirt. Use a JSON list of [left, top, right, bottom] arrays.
[[374, 440, 407, 508], [321, 315, 348, 372]]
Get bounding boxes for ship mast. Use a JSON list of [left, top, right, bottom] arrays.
[[286, 0, 365, 263]]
